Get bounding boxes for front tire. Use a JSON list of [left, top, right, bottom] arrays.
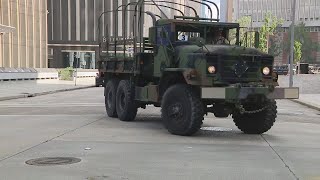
[[232, 100, 277, 134], [161, 84, 204, 136], [116, 80, 138, 121]]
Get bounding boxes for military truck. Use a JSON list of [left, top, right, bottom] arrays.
[[97, 1, 299, 136]]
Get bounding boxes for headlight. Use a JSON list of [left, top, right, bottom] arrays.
[[262, 67, 270, 75], [208, 66, 216, 74]]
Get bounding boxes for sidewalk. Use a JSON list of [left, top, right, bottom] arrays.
[[0, 76, 319, 111], [292, 94, 320, 111], [0, 77, 96, 101], [278, 74, 320, 111]]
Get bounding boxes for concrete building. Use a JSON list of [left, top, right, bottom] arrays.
[[0, 0, 47, 68], [220, 0, 233, 22], [231, 0, 320, 64], [233, 0, 320, 24], [47, 0, 203, 69]]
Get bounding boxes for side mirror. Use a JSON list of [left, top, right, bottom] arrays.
[[254, 31, 260, 48]]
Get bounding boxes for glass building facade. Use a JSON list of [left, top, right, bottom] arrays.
[[47, 0, 203, 69]]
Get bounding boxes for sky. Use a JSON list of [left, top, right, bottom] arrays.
[[204, 0, 220, 19]]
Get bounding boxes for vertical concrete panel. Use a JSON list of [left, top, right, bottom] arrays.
[[95, 0, 103, 41], [19, 0, 27, 67], [87, 0, 94, 42], [61, 0, 69, 41], [47, 0, 52, 42], [2, 0, 12, 67], [28, 0, 34, 68], [34, 0, 40, 68], [3, 34, 10, 67], [76, 0, 80, 41], [52, 0, 61, 41], [128, 0, 134, 37], [104, 0, 111, 36], [42, 0, 48, 68], [84, 0, 88, 41], [0, 34, 2, 67], [0, 0, 2, 66], [11, 0, 19, 67], [80, 0, 85, 41], [70, 0, 77, 41]]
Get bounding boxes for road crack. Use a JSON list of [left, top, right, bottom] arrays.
[[0, 117, 104, 162], [261, 135, 299, 180]]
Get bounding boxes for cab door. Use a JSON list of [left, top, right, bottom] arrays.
[[154, 24, 174, 77]]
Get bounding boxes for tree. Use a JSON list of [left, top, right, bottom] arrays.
[[285, 22, 320, 63], [229, 16, 252, 45], [259, 12, 283, 53], [237, 16, 253, 46], [294, 41, 302, 63], [268, 35, 282, 57]]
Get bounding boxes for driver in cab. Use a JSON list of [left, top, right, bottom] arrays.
[[206, 28, 228, 45]]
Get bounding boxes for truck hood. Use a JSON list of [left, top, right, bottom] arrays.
[[174, 44, 270, 57]]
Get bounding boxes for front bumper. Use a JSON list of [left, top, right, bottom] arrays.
[[201, 87, 299, 100]]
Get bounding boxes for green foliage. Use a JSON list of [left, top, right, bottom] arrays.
[[58, 67, 74, 81], [229, 16, 252, 45], [285, 22, 320, 63], [259, 12, 283, 53], [234, 13, 283, 52], [238, 16, 253, 45], [294, 41, 302, 63], [268, 35, 282, 57]]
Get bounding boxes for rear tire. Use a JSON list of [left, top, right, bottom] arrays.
[[105, 79, 119, 117], [116, 80, 138, 121], [161, 84, 204, 136], [232, 100, 277, 134]]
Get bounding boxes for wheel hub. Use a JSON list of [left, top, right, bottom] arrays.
[[168, 103, 183, 119]]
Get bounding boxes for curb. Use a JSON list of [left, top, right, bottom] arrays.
[[0, 85, 95, 102], [290, 99, 320, 111], [0, 95, 28, 101]]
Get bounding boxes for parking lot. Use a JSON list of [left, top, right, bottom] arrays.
[[0, 87, 319, 180]]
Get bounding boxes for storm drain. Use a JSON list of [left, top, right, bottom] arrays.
[[25, 157, 81, 166]]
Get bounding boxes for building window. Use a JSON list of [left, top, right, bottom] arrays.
[[310, 27, 315, 32]]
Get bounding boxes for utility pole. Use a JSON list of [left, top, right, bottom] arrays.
[[289, 0, 296, 87]]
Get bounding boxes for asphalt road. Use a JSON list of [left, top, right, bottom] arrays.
[[0, 88, 319, 180]]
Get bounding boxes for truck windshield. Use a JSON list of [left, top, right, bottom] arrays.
[[175, 23, 239, 46]]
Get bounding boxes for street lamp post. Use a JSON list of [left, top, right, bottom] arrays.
[[289, 0, 296, 87]]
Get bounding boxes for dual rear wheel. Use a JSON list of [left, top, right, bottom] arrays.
[[105, 79, 137, 121]]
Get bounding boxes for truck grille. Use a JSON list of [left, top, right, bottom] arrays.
[[219, 55, 261, 83]]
